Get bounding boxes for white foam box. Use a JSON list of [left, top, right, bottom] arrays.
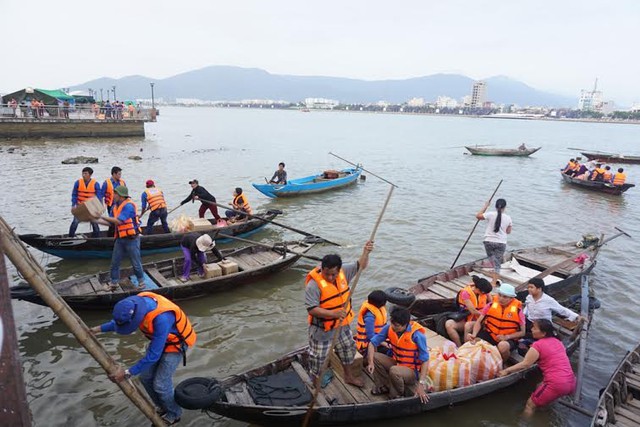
[[72, 197, 104, 222], [217, 260, 239, 275], [191, 218, 215, 232], [203, 263, 222, 279]]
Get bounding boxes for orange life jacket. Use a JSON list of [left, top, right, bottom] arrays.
[[137, 292, 196, 356], [305, 267, 353, 331], [483, 296, 523, 342], [603, 171, 613, 181], [456, 285, 488, 322], [144, 187, 167, 211], [103, 178, 126, 207], [388, 321, 426, 372], [76, 178, 98, 204], [613, 172, 627, 186], [355, 301, 387, 351], [113, 199, 140, 239], [590, 168, 605, 180], [232, 193, 252, 215]]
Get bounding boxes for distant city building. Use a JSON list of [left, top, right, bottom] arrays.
[[470, 81, 487, 108], [578, 78, 603, 112], [407, 97, 425, 107], [631, 103, 640, 112], [435, 96, 458, 108], [376, 100, 391, 107], [304, 97, 339, 109], [462, 95, 472, 107], [601, 100, 616, 115]]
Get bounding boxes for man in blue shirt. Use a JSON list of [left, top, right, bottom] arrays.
[[101, 186, 145, 289], [367, 307, 430, 403], [91, 293, 196, 425]]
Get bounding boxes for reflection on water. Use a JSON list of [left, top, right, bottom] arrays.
[[4, 108, 640, 426]]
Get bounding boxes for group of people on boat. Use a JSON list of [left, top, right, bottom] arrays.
[[562, 158, 627, 185]]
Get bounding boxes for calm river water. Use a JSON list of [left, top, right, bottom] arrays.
[[3, 107, 640, 427]]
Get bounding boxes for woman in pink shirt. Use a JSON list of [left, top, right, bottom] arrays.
[[497, 319, 576, 417]]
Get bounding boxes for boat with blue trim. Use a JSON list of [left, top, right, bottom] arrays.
[[252, 167, 362, 198]]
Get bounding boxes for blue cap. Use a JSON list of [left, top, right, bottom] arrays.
[[498, 283, 517, 298], [112, 296, 146, 335]]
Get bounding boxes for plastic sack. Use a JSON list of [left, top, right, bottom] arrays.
[[428, 341, 471, 391], [457, 340, 503, 383], [170, 214, 194, 233]]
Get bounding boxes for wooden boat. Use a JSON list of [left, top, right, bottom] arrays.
[[561, 173, 635, 195], [18, 210, 282, 259], [10, 239, 315, 310], [190, 302, 584, 425], [465, 146, 541, 157], [252, 167, 362, 198], [581, 151, 640, 165], [591, 342, 640, 426]]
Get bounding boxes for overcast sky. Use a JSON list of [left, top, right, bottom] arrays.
[[2, 1, 638, 104]]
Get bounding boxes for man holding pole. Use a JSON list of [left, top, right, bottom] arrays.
[[304, 241, 374, 387], [91, 293, 196, 425]]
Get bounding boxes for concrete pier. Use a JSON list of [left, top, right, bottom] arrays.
[[0, 118, 147, 139]]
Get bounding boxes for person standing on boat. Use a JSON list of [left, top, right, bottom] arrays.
[[101, 186, 146, 290], [476, 198, 512, 287], [444, 275, 493, 347], [468, 283, 525, 361], [178, 233, 224, 282], [305, 241, 374, 387], [269, 162, 287, 185], [102, 166, 126, 216], [366, 307, 430, 403], [90, 293, 197, 425], [497, 319, 576, 418], [354, 290, 389, 356], [69, 167, 101, 238], [141, 180, 170, 234], [225, 187, 252, 221], [180, 179, 222, 221]]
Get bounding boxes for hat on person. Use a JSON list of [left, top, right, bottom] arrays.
[[114, 185, 129, 198], [189, 179, 199, 185], [112, 296, 147, 335], [196, 234, 215, 252], [497, 283, 517, 298], [145, 179, 155, 187]]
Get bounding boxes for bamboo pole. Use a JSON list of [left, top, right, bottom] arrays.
[[302, 184, 395, 427], [0, 216, 165, 426]]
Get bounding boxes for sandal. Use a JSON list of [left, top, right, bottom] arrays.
[[371, 385, 390, 396]]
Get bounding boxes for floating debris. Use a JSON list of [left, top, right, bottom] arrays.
[[61, 156, 99, 164], [128, 155, 143, 161]]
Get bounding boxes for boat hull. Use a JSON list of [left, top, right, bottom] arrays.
[[252, 168, 361, 198], [18, 210, 282, 259], [581, 151, 640, 165], [561, 173, 634, 195], [465, 146, 541, 156]]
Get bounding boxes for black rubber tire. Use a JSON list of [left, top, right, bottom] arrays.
[[383, 287, 416, 307], [174, 377, 222, 410]]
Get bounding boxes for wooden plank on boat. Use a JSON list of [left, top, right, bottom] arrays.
[[290, 361, 330, 406], [515, 253, 569, 269], [426, 285, 458, 299], [89, 277, 107, 293], [331, 370, 375, 404], [450, 278, 471, 289], [229, 381, 254, 405], [434, 280, 464, 294], [66, 280, 97, 296], [325, 372, 361, 404], [146, 267, 177, 288], [615, 406, 640, 425], [553, 317, 579, 331], [231, 255, 262, 270]]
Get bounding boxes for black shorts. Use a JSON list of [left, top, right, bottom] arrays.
[[477, 329, 518, 351]]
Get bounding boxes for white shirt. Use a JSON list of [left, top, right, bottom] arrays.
[[482, 211, 512, 244], [524, 293, 578, 322]]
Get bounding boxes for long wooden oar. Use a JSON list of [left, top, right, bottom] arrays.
[[573, 274, 590, 405], [302, 184, 395, 427], [450, 180, 503, 269], [329, 152, 398, 187], [198, 198, 341, 246], [167, 203, 186, 215], [0, 215, 165, 426], [214, 232, 322, 261]]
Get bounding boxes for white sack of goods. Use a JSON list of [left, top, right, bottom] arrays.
[[170, 214, 194, 233], [427, 341, 471, 391], [71, 197, 105, 222], [457, 340, 503, 383]]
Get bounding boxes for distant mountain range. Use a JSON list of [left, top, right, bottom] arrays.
[[69, 66, 576, 107]]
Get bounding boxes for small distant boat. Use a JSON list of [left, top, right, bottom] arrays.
[[561, 173, 635, 195], [252, 167, 362, 198], [19, 210, 282, 259], [10, 239, 315, 310], [581, 151, 640, 165], [591, 341, 640, 427], [465, 146, 541, 157]]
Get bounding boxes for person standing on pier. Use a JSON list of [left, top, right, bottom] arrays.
[[180, 179, 222, 221], [304, 241, 374, 387], [69, 167, 101, 238], [90, 292, 197, 425]]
